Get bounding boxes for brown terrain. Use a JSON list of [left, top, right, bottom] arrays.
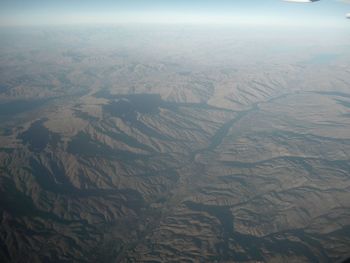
[[0, 26, 350, 262]]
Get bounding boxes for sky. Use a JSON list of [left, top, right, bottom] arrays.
[[0, 0, 349, 27]]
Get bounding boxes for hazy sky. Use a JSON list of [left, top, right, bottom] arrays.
[[0, 0, 349, 27]]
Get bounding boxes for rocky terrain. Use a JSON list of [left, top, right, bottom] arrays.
[[0, 26, 350, 262]]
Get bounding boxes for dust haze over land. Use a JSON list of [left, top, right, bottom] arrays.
[[1, 25, 350, 262]]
